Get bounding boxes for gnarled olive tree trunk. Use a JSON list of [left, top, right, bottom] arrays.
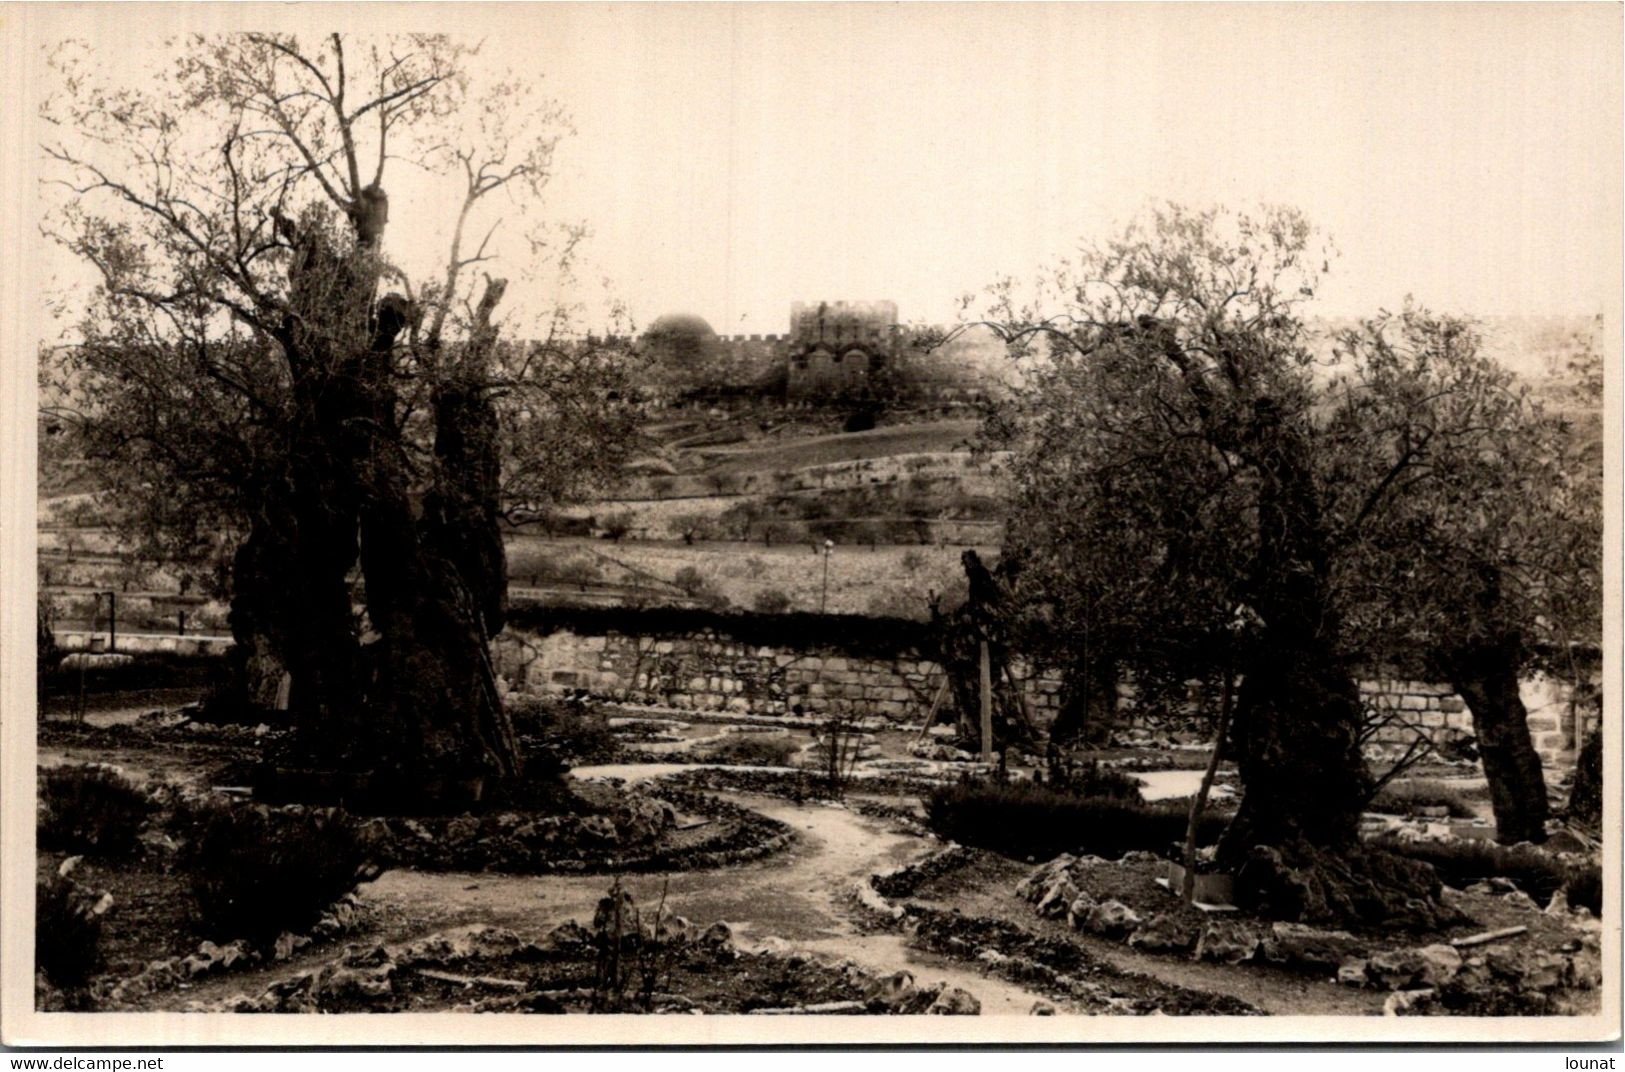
[[352, 287, 521, 806], [228, 194, 521, 809], [1214, 405, 1452, 928], [1219, 410, 1370, 855], [1442, 637, 1549, 845]]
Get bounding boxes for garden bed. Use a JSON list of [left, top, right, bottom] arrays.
[[209, 921, 982, 1015], [371, 784, 794, 875], [857, 847, 1258, 1015], [1001, 850, 1603, 1016], [35, 768, 377, 1011]]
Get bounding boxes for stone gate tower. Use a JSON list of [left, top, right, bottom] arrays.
[[786, 300, 899, 400]]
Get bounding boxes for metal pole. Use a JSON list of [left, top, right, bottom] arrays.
[[978, 639, 993, 764], [820, 539, 833, 613], [107, 591, 116, 652]]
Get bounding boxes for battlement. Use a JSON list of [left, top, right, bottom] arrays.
[[627, 299, 1007, 403], [715, 333, 788, 345]]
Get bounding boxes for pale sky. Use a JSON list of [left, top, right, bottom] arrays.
[[24, 3, 1624, 336]]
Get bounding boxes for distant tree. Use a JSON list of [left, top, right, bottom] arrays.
[[40, 34, 637, 807], [671, 566, 707, 597], [598, 511, 635, 543], [752, 588, 794, 614]]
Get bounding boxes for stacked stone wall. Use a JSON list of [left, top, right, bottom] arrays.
[[493, 625, 1591, 769], [493, 626, 1064, 724]]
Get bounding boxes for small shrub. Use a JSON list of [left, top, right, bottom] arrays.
[[554, 558, 605, 587], [509, 696, 620, 764], [671, 512, 721, 543], [1048, 758, 1146, 802], [900, 550, 926, 573], [815, 715, 866, 799], [1565, 863, 1603, 916], [35, 870, 107, 991], [38, 766, 155, 858], [752, 588, 794, 614], [1374, 836, 1602, 915], [590, 877, 681, 1012], [1369, 778, 1476, 819], [671, 566, 725, 606], [700, 733, 799, 767], [759, 521, 802, 546], [924, 778, 1225, 862], [865, 588, 929, 621], [599, 511, 634, 542], [178, 800, 368, 947]]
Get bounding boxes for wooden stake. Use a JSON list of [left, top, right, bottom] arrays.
[[1450, 925, 1528, 949], [416, 968, 528, 990], [914, 679, 950, 744]]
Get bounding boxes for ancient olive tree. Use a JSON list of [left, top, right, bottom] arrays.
[[1326, 308, 1603, 844], [985, 206, 1451, 925], [41, 34, 636, 808]]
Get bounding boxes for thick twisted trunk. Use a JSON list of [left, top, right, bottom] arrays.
[[1212, 405, 1450, 927], [227, 366, 364, 750], [1220, 409, 1370, 860], [230, 198, 520, 809], [1447, 641, 1549, 845], [351, 288, 521, 808]]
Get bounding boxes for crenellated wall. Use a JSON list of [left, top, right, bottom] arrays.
[[632, 299, 1008, 402]]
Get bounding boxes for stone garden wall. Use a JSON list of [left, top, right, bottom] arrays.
[[1358, 675, 1597, 768], [494, 625, 1596, 768], [493, 625, 1064, 724]]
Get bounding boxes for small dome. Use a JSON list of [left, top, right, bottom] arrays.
[[644, 313, 717, 342]]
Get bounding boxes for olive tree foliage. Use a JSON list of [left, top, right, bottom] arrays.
[[1325, 308, 1603, 842], [984, 205, 1328, 738], [981, 205, 1466, 925], [39, 34, 638, 803]]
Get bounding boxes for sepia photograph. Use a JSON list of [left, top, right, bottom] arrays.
[[0, 1, 1618, 1048]]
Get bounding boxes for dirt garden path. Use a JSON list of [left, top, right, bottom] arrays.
[[152, 782, 1058, 1014], [73, 746, 1391, 1016]]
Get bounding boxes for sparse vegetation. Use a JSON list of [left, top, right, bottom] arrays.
[[699, 734, 799, 767], [1368, 779, 1477, 819], [36, 868, 108, 992], [924, 778, 1227, 862], [38, 765, 155, 858], [752, 588, 794, 614], [176, 799, 369, 947], [590, 877, 684, 1012]]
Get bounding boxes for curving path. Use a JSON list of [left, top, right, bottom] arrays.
[[158, 776, 1059, 1013]]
